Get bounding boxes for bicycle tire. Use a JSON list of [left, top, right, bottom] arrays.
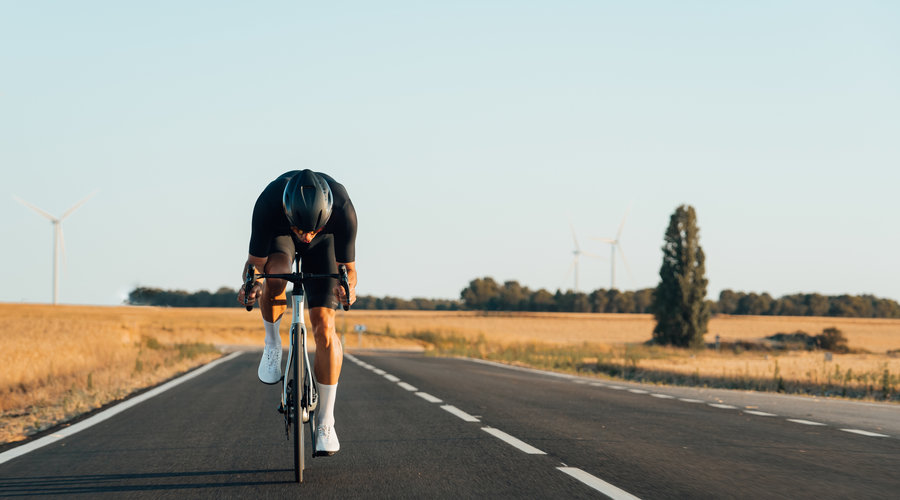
[[292, 324, 304, 483]]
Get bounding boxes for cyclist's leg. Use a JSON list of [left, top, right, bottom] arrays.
[[300, 235, 342, 454], [257, 235, 294, 384], [260, 235, 294, 323], [308, 307, 341, 384], [299, 235, 341, 382]]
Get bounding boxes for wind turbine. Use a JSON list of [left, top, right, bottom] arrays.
[[595, 207, 633, 290], [13, 191, 97, 305], [564, 224, 602, 292]]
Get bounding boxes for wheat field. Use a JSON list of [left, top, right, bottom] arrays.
[[2, 304, 899, 444]]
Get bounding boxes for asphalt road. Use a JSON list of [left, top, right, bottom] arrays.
[[2, 350, 899, 499]]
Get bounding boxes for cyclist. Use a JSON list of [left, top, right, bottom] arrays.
[[238, 169, 357, 456]]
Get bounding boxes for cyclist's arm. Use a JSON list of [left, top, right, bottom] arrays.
[[337, 261, 357, 306]]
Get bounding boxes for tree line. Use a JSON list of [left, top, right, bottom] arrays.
[[127, 204, 892, 351], [714, 290, 900, 318], [125, 281, 900, 318]]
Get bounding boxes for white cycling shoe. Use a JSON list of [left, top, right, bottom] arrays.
[[257, 345, 282, 384], [315, 424, 340, 456]]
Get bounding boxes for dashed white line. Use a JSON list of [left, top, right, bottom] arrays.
[[415, 392, 443, 403], [744, 410, 778, 417], [558, 467, 642, 500], [352, 354, 889, 500], [441, 405, 480, 422], [397, 382, 418, 392], [787, 419, 827, 426], [482, 427, 546, 455], [841, 429, 889, 437]]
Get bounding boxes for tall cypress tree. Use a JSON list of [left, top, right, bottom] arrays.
[[652, 205, 710, 348]]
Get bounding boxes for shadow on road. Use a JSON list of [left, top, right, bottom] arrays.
[[0, 469, 293, 496]]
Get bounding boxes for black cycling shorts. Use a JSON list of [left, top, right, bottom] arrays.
[[267, 233, 339, 309]]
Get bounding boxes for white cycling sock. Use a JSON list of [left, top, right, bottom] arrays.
[[264, 318, 282, 347], [317, 383, 338, 428]]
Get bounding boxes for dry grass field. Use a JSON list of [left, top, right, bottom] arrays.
[[339, 310, 900, 353], [2, 304, 898, 445], [341, 310, 900, 401]]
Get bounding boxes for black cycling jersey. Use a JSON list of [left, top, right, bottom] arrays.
[[249, 171, 357, 262]]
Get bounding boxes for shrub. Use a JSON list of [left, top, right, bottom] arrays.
[[816, 327, 849, 353]]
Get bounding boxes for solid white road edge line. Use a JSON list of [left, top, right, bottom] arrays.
[[558, 467, 642, 500], [441, 405, 480, 422], [481, 427, 546, 455], [0, 351, 244, 466], [466, 357, 575, 380]]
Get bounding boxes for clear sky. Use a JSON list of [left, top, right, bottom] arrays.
[[2, 1, 898, 306]]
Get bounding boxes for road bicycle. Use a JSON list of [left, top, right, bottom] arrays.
[[244, 260, 350, 483]]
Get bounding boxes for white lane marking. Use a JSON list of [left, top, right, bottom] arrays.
[[787, 419, 827, 426], [481, 427, 546, 455], [745, 410, 777, 417], [589, 382, 607, 387], [397, 382, 418, 392], [709, 403, 738, 409], [679, 398, 704, 404], [0, 351, 244, 466], [628, 389, 649, 394], [841, 429, 889, 437], [573, 380, 589, 384], [441, 405, 480, 422], [416, 392, 443, 403], [383, 374, 400, 382], [372, 368, 386, 375], [650, 394, 674, 399], [609, 386, 626, 390], [466, 357, 575, 379], [558, 467, 642, 500]]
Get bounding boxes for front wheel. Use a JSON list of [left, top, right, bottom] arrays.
[[292, 324, 304, 483]]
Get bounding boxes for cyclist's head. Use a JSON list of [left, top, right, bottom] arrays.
[[282, 170, 333, 232]]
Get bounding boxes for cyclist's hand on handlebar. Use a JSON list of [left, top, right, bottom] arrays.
[[336, 283, 356, 309], [335, 264, 356, 310], [238, 281, 262, 307]]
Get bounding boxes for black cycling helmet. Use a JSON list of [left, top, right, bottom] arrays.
[[282, 170, 333, 232]]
